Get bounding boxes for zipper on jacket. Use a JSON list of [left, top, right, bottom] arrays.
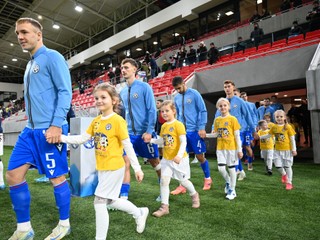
[[128, 87, 136, 135], [26, 59, 34, 129]]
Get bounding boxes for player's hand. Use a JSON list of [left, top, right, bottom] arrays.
[[253, 132, 259, 140], [198, 129, 206, 139], [292, 151, 297, 156], [142, 133, 152, 143], [135, 171, 144, 183], [173, 156, 181, 164], [238, 152, 243, 159], [45, 126, 62, 144]]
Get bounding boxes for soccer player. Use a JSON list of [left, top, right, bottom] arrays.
[[240, 91, 258, 170], [120, 58, 161, 200], [151, 100, 200, 217], [257, 98, 275, 122], [171, 76, 212, 195], [6, 18, 72, 240], [215, 80, 256, 181], [211, 98, 243, 200], [61, 83, 149, 239]]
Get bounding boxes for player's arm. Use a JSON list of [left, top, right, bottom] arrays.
[[145, 85, 157, 135], [122, 138, 144, 182], [195, 91, 207, 138], [234, 129, 243, 159]]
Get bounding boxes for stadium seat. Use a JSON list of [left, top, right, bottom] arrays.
[[272, 39, 287, 49], [244, 47, 257, 56], [305, 30, 320, 40], [232, 51, 244, 59], [257, 43, 272, 52], [287, 34, 304, 45]]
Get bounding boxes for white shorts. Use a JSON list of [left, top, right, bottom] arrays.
[[260, 149, 274, 161], [161, 156, 190, 181], [274, 150, 293, 167], [94, 166, 125, 200], [216, 150, 238, 166]]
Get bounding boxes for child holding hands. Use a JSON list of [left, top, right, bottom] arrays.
[[60, 83, 149, 239], [150, 100, 200, 217]]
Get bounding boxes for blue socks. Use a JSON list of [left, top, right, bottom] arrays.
[[200, 159, 211, 178], [247, 156, 253, 164], [120, 183, 131, 198], [9, 181, 31, 223], [54, 180, 71, 220]]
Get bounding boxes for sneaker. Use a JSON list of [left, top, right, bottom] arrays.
[[0, 184, 5, 190], [152, 204, 169, 217], [248, 164, 253, 171], [238, 171, 246, 181], [286, 183, 293, 190], [226, 189, 237, 200], [191, 157, 199, 164], [9, 228, 34, 240], [155, 195, 162, 202], [44, 224, 71, 240], [143, 158, 149, 165], [203, 178, 212, 190], [170, 185, 187, 195], [224, 182, 230, 194], [135, 207, 149, 233], [267, 170, 273, 176], [191, 192, 200, 208], [281, 175, 288, 184]]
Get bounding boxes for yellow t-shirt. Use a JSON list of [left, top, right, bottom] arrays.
[[258, 129, 274, 150], [267, 122, 274, 129], [269, 124, 296, 151], [160, 120, 187, 160], [86, 114, 128, 170], [214, 115, 241, 150]]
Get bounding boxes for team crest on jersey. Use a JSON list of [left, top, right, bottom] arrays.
[[32, 64, 40, 73], [105, 123, 112, 130], [169, 127, 174, 132], [233, 104, 238, 109], [133, 93, 139, 99], [224, 122, 229, 126], [186, 98, 192, 104]]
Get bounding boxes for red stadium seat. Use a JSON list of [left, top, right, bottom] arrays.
[[287, 34, 304, 45], [306, 30, 320, 40]]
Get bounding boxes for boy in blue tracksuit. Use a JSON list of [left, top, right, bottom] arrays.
[[215, 81, 256, 181], [120, 58, 161, 200], [170, 76, 212, 195], [7, 18, 72, 240]]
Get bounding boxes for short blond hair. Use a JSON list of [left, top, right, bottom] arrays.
[[16, 18, 43, 32], [216, 97, 230, 108]]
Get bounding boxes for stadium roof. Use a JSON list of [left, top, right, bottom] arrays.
[[0, 0, 179, 84]]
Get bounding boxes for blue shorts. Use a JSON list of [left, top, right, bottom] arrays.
[[241, 131, 253, 146], [130, 133, 159, 159], [8, 126, 69, 178], [186, 131, 206, 154]]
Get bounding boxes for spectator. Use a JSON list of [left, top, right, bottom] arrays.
[[187, 45, 197, 65], [177, 45, 187, 68], [150, 55, 158, 79], [298, 99, 312, 146], [207, 42, 219, 65], [114, 65, 121, 84], [250, 10, 261, 22], [288, 21, 303, 37], [107, 67, 116, 85], [67, 104, 76, 133], [235, 36, 247, 52], [154, 47, 162, 58], [306, 1, 320, 31], [140, 60, 150, 82], [261, 8, 271, 19], [280, 0, 291, 12], [250, 22, 264, 47], [197, 41, 207, 62], [144, 51, 151, 64], [79, 80, 85, 94], [161, 59, 170, 72]]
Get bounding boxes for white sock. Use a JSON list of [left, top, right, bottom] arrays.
[[285, 167, 293, 184], [228, 167, 237, 191], [17, 222, 32, 232], [277, 167, 286, 176], [108, 198, 141, 218], [59, 219, 70, 227], [0, 160, 4, 185], [94, 203, 109, 240], [160, 176, 171, 205], [218, 165, 230, 183], [267, 158, 273, 170], [180, 180, 196, 196]]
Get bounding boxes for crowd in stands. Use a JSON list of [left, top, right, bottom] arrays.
[[0, 98, 25, 119]]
